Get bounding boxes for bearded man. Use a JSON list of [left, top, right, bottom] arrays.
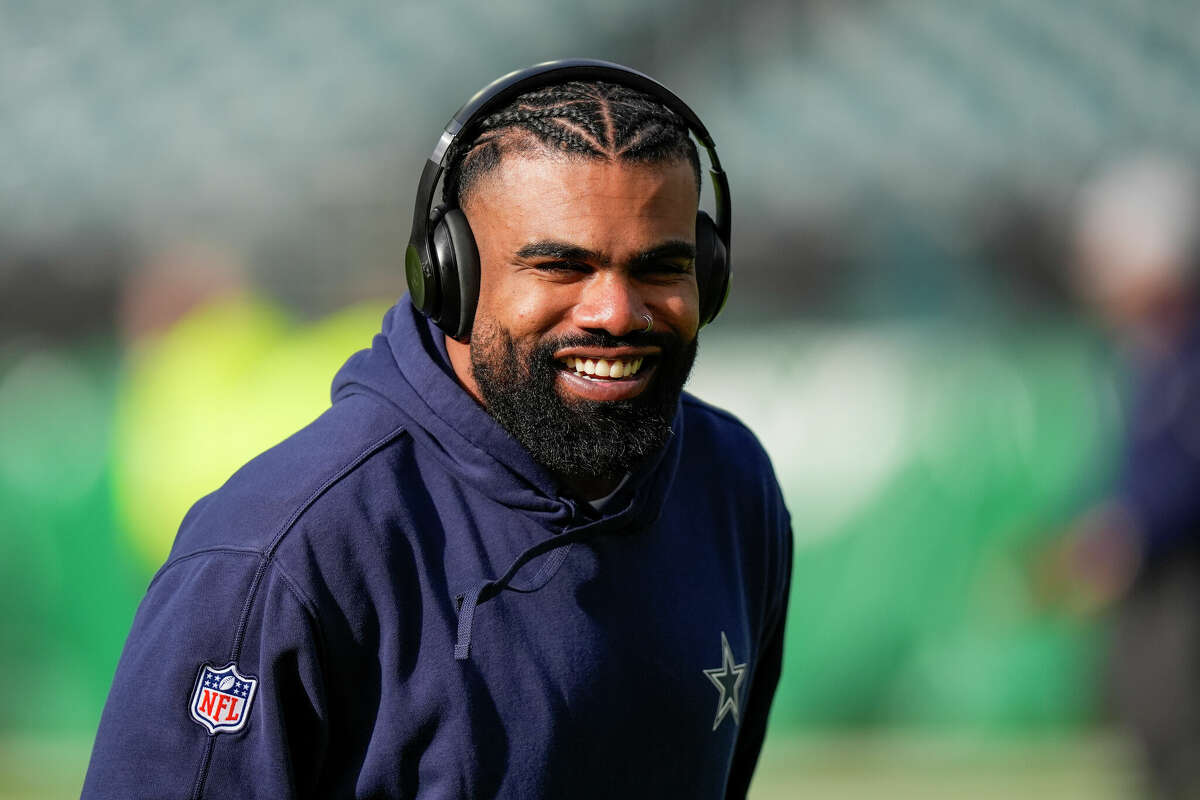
[[83, 61, 792, 800]]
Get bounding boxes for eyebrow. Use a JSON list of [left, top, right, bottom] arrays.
[[515, 240, 606, 264], [514, 239, 696, 267], [628, 240, 696, 268]]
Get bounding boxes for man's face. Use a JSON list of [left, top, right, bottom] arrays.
[[455, 152, 702, 481]]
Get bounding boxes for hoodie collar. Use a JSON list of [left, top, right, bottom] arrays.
[[331, 297, 683, 534]]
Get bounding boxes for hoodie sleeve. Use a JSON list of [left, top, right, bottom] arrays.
[[725, 516, 794, 799], [82, 551, 328, 800]]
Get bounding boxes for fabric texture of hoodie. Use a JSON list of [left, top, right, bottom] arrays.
[[83, 298, 793, 799]]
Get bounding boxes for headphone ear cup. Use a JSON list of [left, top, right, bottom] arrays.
[[695, 211, 730, 326], [407, 217, 441, 321], [431, 207, 480, 341]]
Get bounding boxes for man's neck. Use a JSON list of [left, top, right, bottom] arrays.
[[445, 334, 484, 403]]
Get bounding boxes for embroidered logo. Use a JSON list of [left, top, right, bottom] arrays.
[[703, 631, 747, 731], [189, 663, 258, 735]]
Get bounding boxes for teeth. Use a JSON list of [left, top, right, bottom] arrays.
[[561, 356, 647, 379]]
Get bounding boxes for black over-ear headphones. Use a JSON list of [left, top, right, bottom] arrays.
[[405, 58, 732, 341]]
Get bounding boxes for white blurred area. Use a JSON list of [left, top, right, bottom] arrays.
[[692, 327, 915, 542]]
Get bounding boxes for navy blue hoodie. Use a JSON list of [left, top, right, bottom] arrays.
[[83, 299, 793, 799]]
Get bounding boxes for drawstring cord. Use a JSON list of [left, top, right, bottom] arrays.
[[453, 525, 604, 660]]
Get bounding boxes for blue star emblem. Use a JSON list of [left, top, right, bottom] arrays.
[[703, 631, 747, 731]]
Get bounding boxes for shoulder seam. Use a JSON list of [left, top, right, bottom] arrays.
[[270, 423, 407, 557]]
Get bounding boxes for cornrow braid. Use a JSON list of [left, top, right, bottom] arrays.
[[443, 80, 701, 209]]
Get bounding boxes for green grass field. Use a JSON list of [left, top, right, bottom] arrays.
[[3, 729, 1138, 799]]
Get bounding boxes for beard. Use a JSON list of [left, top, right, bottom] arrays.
[[470, 321, 698, 481]]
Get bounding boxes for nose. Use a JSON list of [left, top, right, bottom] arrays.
[[571, 272, 648, 337]]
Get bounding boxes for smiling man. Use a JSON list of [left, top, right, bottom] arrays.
[[84, 62, 792, 800]]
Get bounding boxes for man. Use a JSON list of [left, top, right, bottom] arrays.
[[83, 61, 792, 799], [1057, 154, 1200, 799]]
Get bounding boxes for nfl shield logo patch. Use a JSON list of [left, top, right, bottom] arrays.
[[189, 663, 258, 735]]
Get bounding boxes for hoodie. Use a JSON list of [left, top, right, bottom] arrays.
[[83, 298, 793, 800]]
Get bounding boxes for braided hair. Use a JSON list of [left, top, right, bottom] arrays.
[[443, 80, 701, 209]]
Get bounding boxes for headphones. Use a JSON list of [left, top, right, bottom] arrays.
[[405, 58, 732, 341]]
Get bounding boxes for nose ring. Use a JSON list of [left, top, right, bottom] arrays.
[[641, 313, 653, 334]]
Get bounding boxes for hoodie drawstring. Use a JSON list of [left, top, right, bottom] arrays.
[[454, 527, 602, 660]]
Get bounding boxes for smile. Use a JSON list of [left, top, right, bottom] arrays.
[[559, 356, 645, 380]]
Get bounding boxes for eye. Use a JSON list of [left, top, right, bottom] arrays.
[[533, 260, 591, 275], [637, 259, 694, 280]]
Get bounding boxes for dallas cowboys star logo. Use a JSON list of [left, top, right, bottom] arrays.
[[703, 631, 747, 731]]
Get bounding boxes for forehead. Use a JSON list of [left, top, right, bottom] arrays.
[[462, 154, 699, 253]]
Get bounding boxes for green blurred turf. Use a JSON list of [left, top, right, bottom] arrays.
[[2, 729, 1139, 799]]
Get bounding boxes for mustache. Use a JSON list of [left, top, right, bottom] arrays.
[[541, 330, 681, 353]]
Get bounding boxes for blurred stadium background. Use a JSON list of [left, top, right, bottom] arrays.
[[4, 0, 1199, 796]]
